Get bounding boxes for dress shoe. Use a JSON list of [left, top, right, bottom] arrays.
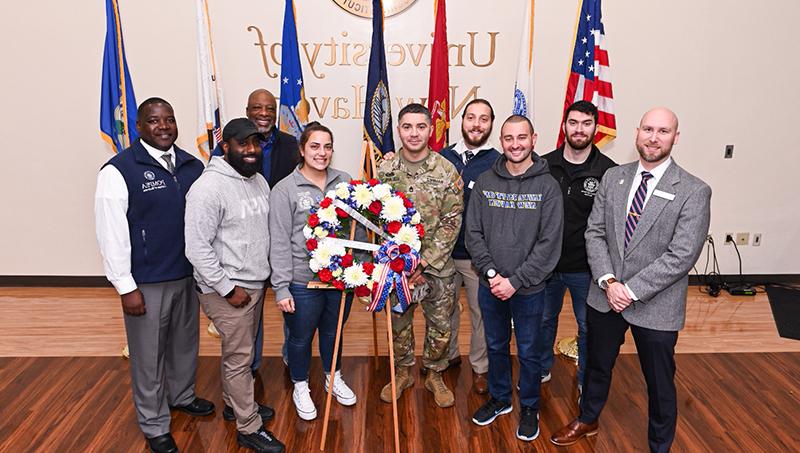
[[420, 357, 462, 376], [146, 433, 178, 453], [550, 418, 599, 446], [473, 372, 488, 394], [170, 397, 215, 416], [223, 403, 275, 422]]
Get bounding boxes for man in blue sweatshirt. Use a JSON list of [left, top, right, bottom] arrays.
[[440, 99, 500, 395], [466, 115, 563, 442]]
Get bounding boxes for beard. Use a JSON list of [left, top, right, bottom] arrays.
[[228, 151, 263, 177], [462, 125, 492, 148], [636, 142, 671, 163], [565, 132, 592, 150]]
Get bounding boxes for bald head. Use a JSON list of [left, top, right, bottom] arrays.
[[635, 107, 680, 168], [246, 89, 277, 133]]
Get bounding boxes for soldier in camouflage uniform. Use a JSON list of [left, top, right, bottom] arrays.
[[377, 103, 464, 408]]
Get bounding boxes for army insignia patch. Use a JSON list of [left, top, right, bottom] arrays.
[[370, 81, 391, 147]]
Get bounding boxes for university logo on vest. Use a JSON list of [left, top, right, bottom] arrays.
[[482, 190, 542, 210], [141, 170, 167, 193]]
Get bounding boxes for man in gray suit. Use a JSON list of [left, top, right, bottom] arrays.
[[550, 107, 711, 453]]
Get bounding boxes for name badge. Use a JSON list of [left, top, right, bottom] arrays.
[[653, 189, 675, 201], [468, 180, 475, 189]]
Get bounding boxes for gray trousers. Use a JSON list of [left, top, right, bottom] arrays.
[[447, 259, 489, 374], [124, 277, 199, 438], [199, 287, 264, 435]]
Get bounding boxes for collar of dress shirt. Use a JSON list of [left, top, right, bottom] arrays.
[[453, 139, 495, 157], [140, 140, 176, 164], [635, 156, 672, 183]]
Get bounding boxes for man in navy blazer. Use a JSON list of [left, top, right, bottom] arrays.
[[551, 108, 711, 453]]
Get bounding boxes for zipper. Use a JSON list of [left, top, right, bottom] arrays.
[[141, 229, 148, 261]]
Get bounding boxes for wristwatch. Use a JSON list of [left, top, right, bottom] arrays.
[[485, 268, 497, 279], [599, 277, 618, 290]]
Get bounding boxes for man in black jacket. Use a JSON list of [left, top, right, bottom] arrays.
[[211, 89, 300, 373], [538, 101, 616, 395]]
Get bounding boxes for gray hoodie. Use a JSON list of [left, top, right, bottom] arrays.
[[268, 166, 351, 301], [466, 154, 564, 294], [185, 156, 271, 295]]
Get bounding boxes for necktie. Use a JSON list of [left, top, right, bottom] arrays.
[[624, 171, 653, 248], [464, 150, 475, 164], [161, 153, 175, 174]]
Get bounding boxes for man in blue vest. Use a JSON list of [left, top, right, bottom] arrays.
[[440, 99, 500, 395], [211, 88, 300, 373], [95, 98, 213, 453]]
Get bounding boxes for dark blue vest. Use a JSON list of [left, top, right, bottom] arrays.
[[441, 144, 499, 260], [104, 140, 204, 284]]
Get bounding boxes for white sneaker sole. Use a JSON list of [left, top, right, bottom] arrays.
[[516, 426, 540, 441], [324, 384, 357, 406], [471, 405, 513, 426], [295, 404, 317, 421]]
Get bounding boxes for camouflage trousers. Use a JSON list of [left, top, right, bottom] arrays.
[[391, 274, 456, 372]]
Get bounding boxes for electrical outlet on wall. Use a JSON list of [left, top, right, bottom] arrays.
[[724, 145, 734, 158], [752, 233, 762, 246], [724, 232, 734, 245], [735, 232, 749, 246]]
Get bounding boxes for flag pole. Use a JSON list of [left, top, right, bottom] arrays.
[[385, 304, 401, 453]]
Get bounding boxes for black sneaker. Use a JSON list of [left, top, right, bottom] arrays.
[[223, 404, 275, 422], [472, 397, 513, 426], [237, 428, 285, 453], [516, 406, 539, 441]]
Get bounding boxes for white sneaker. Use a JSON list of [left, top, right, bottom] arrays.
[[541, 372, 552, 383], [292, 381, 317, 420], [325, 370, 357, 406]]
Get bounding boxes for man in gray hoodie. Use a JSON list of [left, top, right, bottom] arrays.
[[466, 115, 563, 442], [185, 118, 284, 453]]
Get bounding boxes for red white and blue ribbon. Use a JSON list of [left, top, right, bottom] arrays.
[[368, 241, 419, 313]]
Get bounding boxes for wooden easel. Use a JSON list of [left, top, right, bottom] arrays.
[[320, 139, 401, 453]]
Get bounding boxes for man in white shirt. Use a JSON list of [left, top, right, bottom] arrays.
[[95, 97, 213, 453]]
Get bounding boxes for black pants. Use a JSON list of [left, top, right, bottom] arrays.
[[578, 306, 679, 453]]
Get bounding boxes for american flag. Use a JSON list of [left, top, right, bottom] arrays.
[[557, 0, 616, 148]]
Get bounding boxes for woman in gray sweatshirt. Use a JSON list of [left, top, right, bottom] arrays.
[[268, 122, 356, 421]]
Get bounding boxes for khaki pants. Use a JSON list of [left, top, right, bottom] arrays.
[[447, 259, 488, 374], [199, 287, 264, 434]]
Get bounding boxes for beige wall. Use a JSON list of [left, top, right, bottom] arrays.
[[0, 0, 797, 276]]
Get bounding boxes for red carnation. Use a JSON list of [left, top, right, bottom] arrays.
[[341, 254, 354, 268], [390, 258, 406, 273], [308, 213, 320, 227], [362, 262, 375, 275], [306, 239, 318, 252], [368, 178, 380, 187], [386, 221, 402, 234], [399, 244, 411, 254], [332, 280, 345, 290], [355, 285, 371, 297], [335, 207, 349, 218], [403, 198, 413, 209], [350, 179, 363, 185], [318, 268, 333, 283], [396, 191, 406, 199], [368, 200, 382, 215], [319, 198, 332, 208], [416, 223, 425, 238]]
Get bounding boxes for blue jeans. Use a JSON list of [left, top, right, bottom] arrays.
[[478, 284, 544, 409], [284, 283, 353, 383], [538, 272, 591, 384], [250, 309, 264, 371]]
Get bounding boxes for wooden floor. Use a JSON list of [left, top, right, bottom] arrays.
[[1, 286, 798, 357], [1, 354, 798, 452], [0, 286, 799, 452]]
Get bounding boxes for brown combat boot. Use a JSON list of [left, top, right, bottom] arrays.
[[380, 366, 414, 403], [424, 370, 455, 407]]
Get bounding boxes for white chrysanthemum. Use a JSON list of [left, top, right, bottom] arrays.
[[343, 264, 369, 287], [411, 212, 421, 224], [303, 225, 314, 239], [332, 268, 343, 278], [372, 183, 392, 201], [309, 258, 323, 273], [314, 226, 327, 238], [372, 263, 387, 278], [352, 184, 374, 208], [381, 196, 406, 221], [394, 225, 420, 246], [317, 206, 338, 225], [325, 190, 336, 200], [335, 182, 351, 199], [312, 248, 332, 267]]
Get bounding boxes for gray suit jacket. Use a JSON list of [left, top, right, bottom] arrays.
[[584, 160, 711, 331]]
